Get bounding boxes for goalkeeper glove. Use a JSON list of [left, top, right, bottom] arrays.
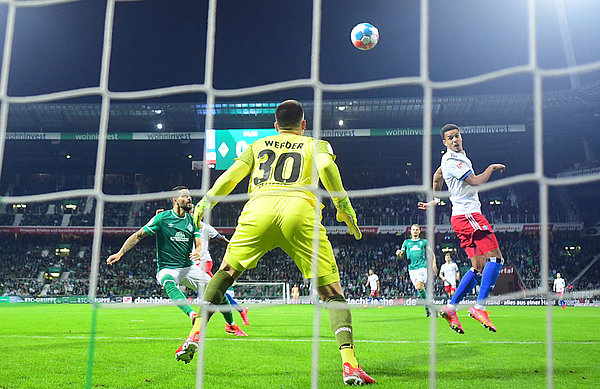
[[333, 197, 362, 240], [192, 197, 212, 228]]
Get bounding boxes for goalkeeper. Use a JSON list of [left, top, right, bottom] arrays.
[[175, 100, 375, 385]]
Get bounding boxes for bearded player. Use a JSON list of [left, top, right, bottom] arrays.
[[107, 187, 245, 336]]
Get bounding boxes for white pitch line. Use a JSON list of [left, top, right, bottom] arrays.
[[1, 334, 598, 345]]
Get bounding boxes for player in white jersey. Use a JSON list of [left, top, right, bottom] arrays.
[[439, 253, 460, 297], [364, 269, 382, 308], [553, 273, 566, 309], [419, 124, 506, 334], [198, 221, 250, 327]]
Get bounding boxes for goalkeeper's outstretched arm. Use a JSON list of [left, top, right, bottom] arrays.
[[315, 152, 362, 240], [193, 160, 251, 226]]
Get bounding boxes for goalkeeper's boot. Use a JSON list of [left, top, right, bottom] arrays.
[[175, 331, 200, 364], [343, 363, 376, 385], [225, 323, 248, 337], [440, 306, 464, 334], [240, 307, 250, 326], [468, 307, 497, 332]]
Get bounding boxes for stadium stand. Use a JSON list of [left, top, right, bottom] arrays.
[[2, 232, 599, 300]]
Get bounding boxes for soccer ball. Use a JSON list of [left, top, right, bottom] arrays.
[[350, 22, 379, 51]]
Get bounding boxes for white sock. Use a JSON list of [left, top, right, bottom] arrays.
[[446, 303, 457, 311], [474, 304, 486, 310]]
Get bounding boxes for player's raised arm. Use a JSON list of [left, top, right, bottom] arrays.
[[193, 159, 252, 226], [106, 228, 149, 265], [214, 234, 230, 246], [418, 166, 444, 210], [463, 164, 505, 187], [315, 149, 361, 240]]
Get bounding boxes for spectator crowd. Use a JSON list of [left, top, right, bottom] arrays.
[[1, 231, 599, 301]]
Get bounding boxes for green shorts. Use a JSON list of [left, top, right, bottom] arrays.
[[224, 195, 340, 287]]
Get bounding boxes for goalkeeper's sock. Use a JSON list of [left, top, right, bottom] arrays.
[[225, 292, 243, 312], [325, 295, 358, 368], [189, 270, 235, 335], [477, 258, 503, 307], [161, 275, 195, 317], [449, 268, 480, 309], [220, 295, 235, 325], [340, 346, 359, 369], [204, 270, 236, 305]]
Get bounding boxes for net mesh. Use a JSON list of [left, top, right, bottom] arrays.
[[0, 0, 600, 388]]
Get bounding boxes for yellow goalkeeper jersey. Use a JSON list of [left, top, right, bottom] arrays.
[[236, 133, 334, 202]]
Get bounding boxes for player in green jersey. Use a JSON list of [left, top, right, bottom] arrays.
[[396, 224, 438, 317], [106, 186, 246, 336], [175, 100, 375, 385]]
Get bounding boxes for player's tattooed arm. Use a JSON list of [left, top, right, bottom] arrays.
[[106, 228, 149, 265]]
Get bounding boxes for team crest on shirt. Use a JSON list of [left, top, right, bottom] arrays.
[[187, 224, 193, 232]]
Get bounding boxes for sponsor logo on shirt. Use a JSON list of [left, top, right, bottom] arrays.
[[170, 231, 189, 242], [457, 162, 463, 169], [168, 223, 174, 227]]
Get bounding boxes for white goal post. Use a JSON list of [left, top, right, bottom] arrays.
[[230, 282, 288, 304]]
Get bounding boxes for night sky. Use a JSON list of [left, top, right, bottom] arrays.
[[1, 0, 599, 101]]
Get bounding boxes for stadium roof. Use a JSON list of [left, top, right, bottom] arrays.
[[6, 79, 600, 132]]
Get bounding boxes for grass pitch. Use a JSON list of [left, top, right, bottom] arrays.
[[0, 303, 598, 388]]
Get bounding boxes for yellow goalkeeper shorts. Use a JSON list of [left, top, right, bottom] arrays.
[[224, 195, 340, 287]]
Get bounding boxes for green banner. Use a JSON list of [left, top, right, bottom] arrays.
[[3, 125, 524, 142], [4, 132, 203, 141]]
